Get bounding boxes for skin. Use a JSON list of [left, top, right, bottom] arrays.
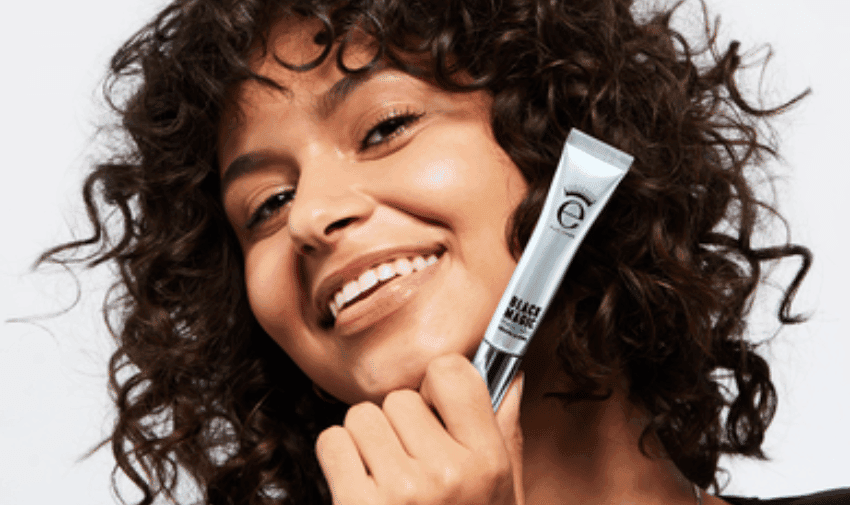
[[219, 19, 527, 406], [219, 16, 731, 505]]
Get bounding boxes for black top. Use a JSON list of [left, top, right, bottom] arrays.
[[722, 488, 850, 505]]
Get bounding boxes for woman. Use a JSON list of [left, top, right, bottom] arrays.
[[42, 0, 847, 503]]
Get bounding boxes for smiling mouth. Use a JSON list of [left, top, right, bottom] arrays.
[[319, 250, 444, 328]]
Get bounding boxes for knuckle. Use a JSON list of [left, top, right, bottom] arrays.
[[386, 475, 419, 504], [315, 425, 347, 450], [424, 354, 471, 389], [427, 353, 468, 375], [494, 457, 512, 479], [481, 455, 511, 482], [343, 401, 381, 430], [382, 388, 420, 413], [468, 448, 509, 483], [436, 462, 463, 490]]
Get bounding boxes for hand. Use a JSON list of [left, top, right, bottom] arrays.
[[315, 354, 525, 505]]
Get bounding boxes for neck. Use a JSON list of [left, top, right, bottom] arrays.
[[520, 386, 699, 504], [516, 330, 701, 505]]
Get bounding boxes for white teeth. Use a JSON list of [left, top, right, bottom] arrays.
[[412, 256, 427, 271], [358, 269, 378, 291], [394, 257, 413, 276], [328, 252, 441, 317], [377, 263, 395, 281], [342, 280, 359, 304]]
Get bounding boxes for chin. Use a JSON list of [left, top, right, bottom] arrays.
[[338, 354, 429, 404], [360, 345, 481, 404]]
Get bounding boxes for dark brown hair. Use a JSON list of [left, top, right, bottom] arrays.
[[42, 0, 811, 503]]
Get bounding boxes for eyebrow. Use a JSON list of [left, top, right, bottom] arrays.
[[315, 67, 377, 119], [220, 66, 382, 196], [220, 153, 271, 197]]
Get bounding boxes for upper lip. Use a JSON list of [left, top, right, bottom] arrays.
[[313, 244, 445, 323]]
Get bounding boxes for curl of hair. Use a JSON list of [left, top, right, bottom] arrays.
[[43, 0, 811, 503]]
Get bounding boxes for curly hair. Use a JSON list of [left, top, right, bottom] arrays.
[[42, 0, 811, 503]]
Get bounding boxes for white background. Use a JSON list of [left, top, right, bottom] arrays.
[[1, 1, 847, 504]]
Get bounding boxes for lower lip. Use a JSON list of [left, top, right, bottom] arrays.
[[329, 255, 445, 337]]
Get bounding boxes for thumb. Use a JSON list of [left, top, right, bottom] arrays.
[[495, 371, 524, 496]]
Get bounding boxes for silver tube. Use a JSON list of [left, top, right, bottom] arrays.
[[473, 129, 633, 410]]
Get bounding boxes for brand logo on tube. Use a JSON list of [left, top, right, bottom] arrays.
[[557, 190, 594, 230]]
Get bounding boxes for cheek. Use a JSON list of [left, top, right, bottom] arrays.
[[387, 128, 525, 221], [243, 240, 300, 337], [412, 157, 461, 192], [244, 241, 346, 391]]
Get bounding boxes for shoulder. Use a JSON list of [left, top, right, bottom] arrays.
[[721, 487, 850, 505]]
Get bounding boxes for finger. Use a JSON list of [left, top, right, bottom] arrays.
[[418, 354, 502, 452], [343, 401, 411, 483], [316, 426, 375, 503], [381, 388, 459, 460]]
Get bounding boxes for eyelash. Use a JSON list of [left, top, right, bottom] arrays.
[[245, 189, 295, 230], [245, 109, 425, 231], [360, 108, 425, 151]]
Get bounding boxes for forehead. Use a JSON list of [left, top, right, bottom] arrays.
[[218, 14, 446, 157]]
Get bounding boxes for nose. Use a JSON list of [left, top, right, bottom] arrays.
[[287, 154, 374, 255]]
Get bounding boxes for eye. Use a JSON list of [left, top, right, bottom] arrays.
[[360, 109, 424, 151], [245, 189, 295, 230]]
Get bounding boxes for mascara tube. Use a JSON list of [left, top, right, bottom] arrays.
[[473, 129, 633, 410]]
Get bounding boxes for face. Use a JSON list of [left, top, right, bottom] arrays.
[[219, 18, 528, 405]]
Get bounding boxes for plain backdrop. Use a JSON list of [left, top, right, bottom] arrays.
[[1, 1, 848, 504]]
